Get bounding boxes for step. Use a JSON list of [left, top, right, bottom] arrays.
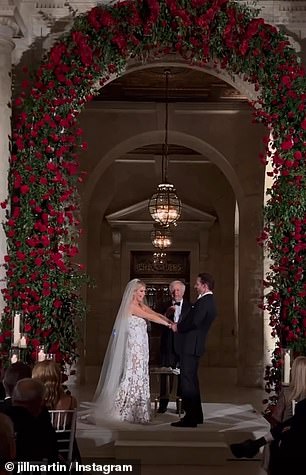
[[76, 438, 115, 458], [117, 427, 225, 442], [114, 439, 230, 465]]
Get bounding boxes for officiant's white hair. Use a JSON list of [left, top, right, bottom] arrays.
[[169, 280, 185, 291]]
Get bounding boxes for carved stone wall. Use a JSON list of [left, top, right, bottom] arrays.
[[3, 1, 306, 66]]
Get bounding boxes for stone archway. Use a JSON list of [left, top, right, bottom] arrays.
[[82, 120, 263, 385]]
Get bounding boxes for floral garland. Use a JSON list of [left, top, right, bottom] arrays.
[[0, 0, 305, 386]]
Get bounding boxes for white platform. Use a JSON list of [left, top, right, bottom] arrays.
[[76, 401, 269, 471]]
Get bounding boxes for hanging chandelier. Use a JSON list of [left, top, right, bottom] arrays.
[[151, 224, 172, 250], [148, 70, 182, 226], [153, 252, 167, 266]]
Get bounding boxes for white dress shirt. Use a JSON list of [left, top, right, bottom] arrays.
[[197, 291, 213, 299], [173, 300, 183, 323]]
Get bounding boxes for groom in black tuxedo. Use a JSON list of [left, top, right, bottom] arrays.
[[171, 273, 217, 427], [158, 280, 191, 413]]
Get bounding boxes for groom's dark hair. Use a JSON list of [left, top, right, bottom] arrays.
[[198, 273, 214, 291]]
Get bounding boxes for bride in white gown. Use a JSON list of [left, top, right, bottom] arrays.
[[93, 279, 172, 424]]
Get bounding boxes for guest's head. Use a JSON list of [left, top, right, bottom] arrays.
[[169, 280, 186, 302], [0, 413, 16, 467], [289, 356, 306, 401], [32, 360, 62, 409], [12, 378, 45, 417], [195, 273, 215, 295], [3, 362, 32, 398]]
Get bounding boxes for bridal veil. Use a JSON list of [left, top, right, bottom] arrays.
[[92, 278, 141, 419]]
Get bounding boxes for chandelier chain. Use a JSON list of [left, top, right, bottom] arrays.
[[162, 70, 170, 183]]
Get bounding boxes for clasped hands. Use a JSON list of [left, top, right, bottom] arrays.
[[166, 322, 178, 332], [161, 311, 177, 332]]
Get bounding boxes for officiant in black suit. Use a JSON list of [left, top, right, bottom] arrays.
[[158, 280, 191, 413], [171, 273, 217, 427]]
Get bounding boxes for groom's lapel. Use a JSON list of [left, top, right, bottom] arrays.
[[178, 300, 191, 323]]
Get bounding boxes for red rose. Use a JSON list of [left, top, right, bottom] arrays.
[[281, 76, 291, 88], [281, 139, 294, 150], [49, 43, 67, 66], [20, 184, 30, 194], [239, 40, 249, 56], [34, 257, 43, 267], [294, 151, 302, 160], [31, 339, 40, 348], [49, 342, 60, 353], [80, 44, 93, 67], [53, 299, 62, 309], [16, 251, 26, 261], [112, 34, 127, 51]]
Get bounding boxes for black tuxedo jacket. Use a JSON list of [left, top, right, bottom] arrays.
[[177, 293, 217, 357], [159, 299, 191, 366]]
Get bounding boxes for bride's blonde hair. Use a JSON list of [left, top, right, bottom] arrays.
[[132, 279, 146, 302]]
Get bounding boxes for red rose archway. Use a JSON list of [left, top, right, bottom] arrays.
[[0, 0, 305, 396]]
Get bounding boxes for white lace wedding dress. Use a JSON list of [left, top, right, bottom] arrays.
[[113, 315, 151, 423]]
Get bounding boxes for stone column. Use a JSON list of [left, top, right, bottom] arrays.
[[263, 154, 275, 369], [0, 23, 15, 312], [237, 194, 264, 387]]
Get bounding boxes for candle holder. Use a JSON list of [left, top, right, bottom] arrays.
[[12, 311, 23, 347], [37, 345, 46, 362], [281, 347, 293, 385], [19, 334, 28, 349], [9, 348, 20, 364]]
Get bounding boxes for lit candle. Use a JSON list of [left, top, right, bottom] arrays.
[[11, 354, 18, 364], [292, 400, 296, 415], [19, 335, 27, 348], [154, 398, 158, 415], [283, 350, 291, 384], [13, 313, 21, 346], [37, 349, 46, 362]]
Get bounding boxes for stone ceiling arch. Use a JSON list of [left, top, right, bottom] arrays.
[[82, 130, 244, 222], [122, 58, 258, 102]]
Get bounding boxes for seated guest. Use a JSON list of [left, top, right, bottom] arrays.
[[0, 413, 16, 474], [32, 360, 77, 412], [0, 362, 32, 411], [32, 360, 80, 462], [268, 398, 306, 474], [230, 356, 306, 475], [6, 378, 58, 463]]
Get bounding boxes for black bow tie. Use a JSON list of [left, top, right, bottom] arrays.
[[173, 301, 181, 306]]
